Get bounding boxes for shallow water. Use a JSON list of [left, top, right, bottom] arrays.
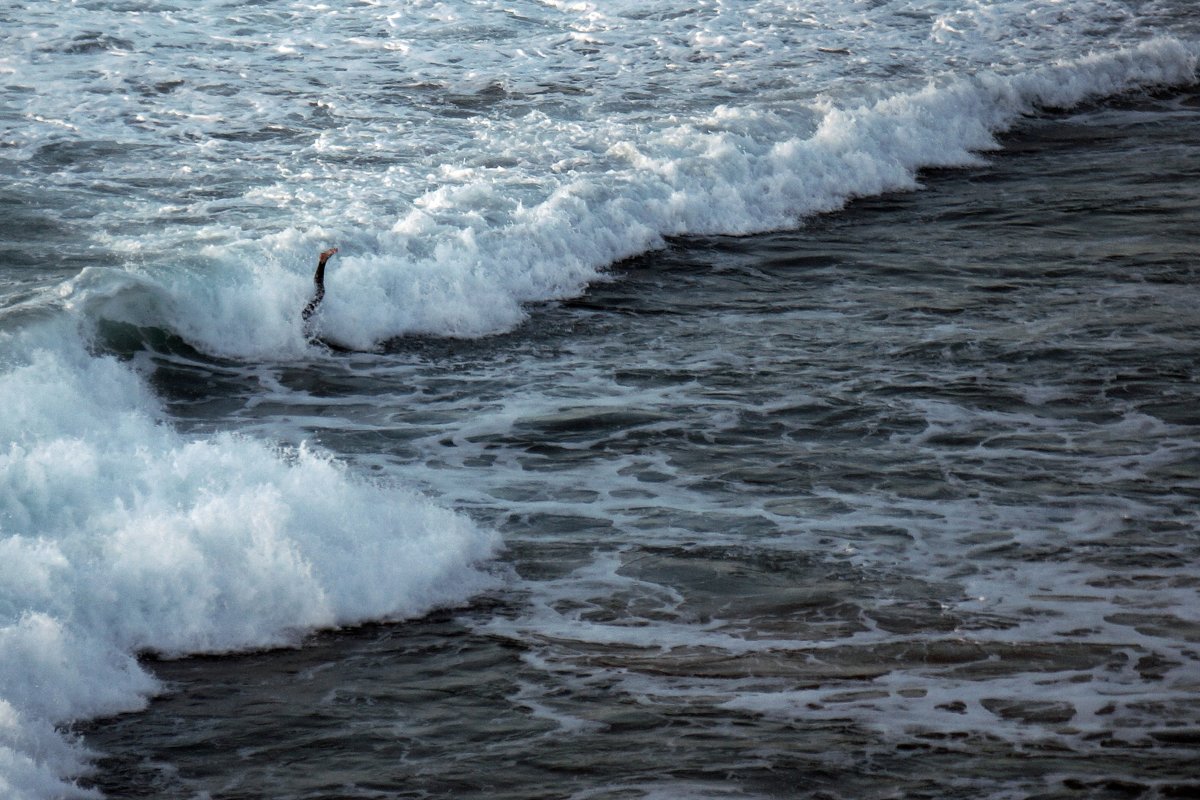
[[76, 94, 1200, 800]]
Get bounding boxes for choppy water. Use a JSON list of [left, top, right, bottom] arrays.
[[2, 2, 1199, 799], [80, 96, 1200, 799]]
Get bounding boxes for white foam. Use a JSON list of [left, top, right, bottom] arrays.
[[5, 0, 1195, 355], [69, 38, 1194, 356], [0, 324, 500, 799], [2, 3, 1198, 795]]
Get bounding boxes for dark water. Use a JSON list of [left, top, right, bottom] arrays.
[[79, 94, 1200, 800]]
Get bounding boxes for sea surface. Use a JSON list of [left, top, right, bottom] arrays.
[[1, 2, 1199, 799]]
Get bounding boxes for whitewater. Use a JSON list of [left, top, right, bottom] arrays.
[[1, 1, 1198, 798]]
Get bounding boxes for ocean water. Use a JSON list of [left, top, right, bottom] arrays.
[[1, 2, 1198, 799]]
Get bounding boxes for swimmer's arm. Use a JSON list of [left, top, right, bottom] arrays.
[[314, 247, 338, 285]]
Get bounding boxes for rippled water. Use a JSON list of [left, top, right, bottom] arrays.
[[77, 94, 1200, 799]]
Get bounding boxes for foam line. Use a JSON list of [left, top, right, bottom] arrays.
[[98, 39, 1196, 355]]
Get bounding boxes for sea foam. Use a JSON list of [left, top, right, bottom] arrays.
[[94, 38, 1197, 356], [0, 325, 500, 799], [2, 10, 1198, 797]]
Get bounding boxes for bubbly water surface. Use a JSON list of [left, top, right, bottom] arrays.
[[1, 1, 1198, 798], [86, 95, 1200, 799]]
